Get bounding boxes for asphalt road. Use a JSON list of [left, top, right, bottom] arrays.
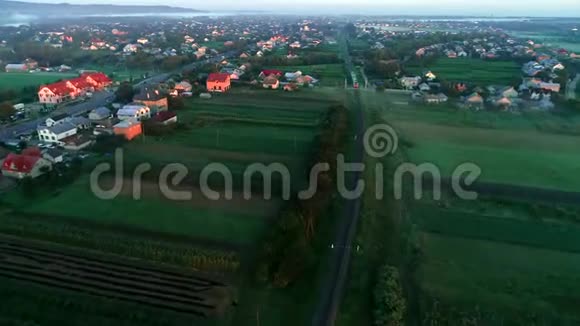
[[0, 50, 241, 142], [311, 30, 366, 326]]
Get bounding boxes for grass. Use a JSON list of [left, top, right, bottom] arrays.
[[354, 91, 580, 191], [0, 71, 79, 90], [0, 275, 229, 326], [508, 31, 580, 52], [8, 177, 267, 246], [418, 232, 580, 324], [406, 57, 522, 85], [397, 120, 580, 191]]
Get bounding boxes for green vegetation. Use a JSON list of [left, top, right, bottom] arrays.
[[406, 57, 522, 85], [7, 178, 266, 246], [0, 212, 239, 272], [0, 71, 78, 90], [373, 265, 406, 326], [0, 276, 229, 326], [339, 87, 580, 325]]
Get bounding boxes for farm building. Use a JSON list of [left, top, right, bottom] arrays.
[[5, 64, 27, 72], [114, 119, 142, 140], [117, 104, 151, 121], [1, 152, 52, 179], [206, 73, 231, 93]]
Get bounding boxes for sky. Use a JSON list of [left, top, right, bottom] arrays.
[[22, 0, 580, 17]]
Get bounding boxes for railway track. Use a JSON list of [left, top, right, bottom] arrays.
[[0, 236, 235, 317]]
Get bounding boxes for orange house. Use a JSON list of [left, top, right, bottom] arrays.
[[113, 120, 142, 140], [207, 73, 231, 93]]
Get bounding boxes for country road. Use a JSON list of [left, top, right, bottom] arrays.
[[566, 74, 579, 100], [312, 29, 366, 326]]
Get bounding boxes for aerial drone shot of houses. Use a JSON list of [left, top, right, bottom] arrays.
[[0, 6, 580, 326]]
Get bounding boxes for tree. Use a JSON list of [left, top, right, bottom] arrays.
[[168, 96, 185, 110], [374, 265, 406, 326], [115, 82, 135, 103], [0, 101, 14, 120]]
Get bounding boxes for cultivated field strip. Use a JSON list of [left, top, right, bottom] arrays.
[[0, 238, 233, 317]]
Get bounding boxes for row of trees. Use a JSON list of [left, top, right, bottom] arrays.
[[255, 105, 350, 288], [249, 52, 340, 67]]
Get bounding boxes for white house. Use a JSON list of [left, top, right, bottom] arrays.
[[45, 113, 69, 127], [123, 44, 140, 54], [117, 104, 151, 121], [37, 122, 78, 144], [400, 76, 422, 89]]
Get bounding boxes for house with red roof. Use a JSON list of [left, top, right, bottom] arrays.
[[38, 81, 78, 104], [82, 72, 112, 89], [259, 70, 283, 79], [1, 152, 52, 179], [38, 72, 111, 104], [206, 73, 231, 93], [153, 111, 178, 125]]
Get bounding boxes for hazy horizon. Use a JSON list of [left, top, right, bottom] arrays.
[[10, 0, 580, 17]]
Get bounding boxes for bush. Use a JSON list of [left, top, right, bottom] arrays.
[[374, 264, 406, 326]]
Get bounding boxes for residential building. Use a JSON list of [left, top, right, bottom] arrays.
[[206, 73, 231, 93], [424, 93, 449, 104], [540, 82, 561, 93], [89, 107, 112, 121], [174, 81, 192, 93], [400, 76, 422, 89], [263, 75, 280, 89], [37, 122, 78, 144], [133, 88, 168, 112], [114, 119, 142, 140], [2, 153, 52, 179], [43, 149, 64, 163], [153, 111, 178, 125], [45, 113, 69, 127]]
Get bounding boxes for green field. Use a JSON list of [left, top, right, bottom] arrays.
[[338, 88, 580, 326], [406, 57, 522, 85], [356, 91, 580, 191], [508, 31, 580, 52], [0, 71, 79, 90], [8, 177, 267, 246], [418, 231, 580, 324], [0, 276, 228, 326]]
